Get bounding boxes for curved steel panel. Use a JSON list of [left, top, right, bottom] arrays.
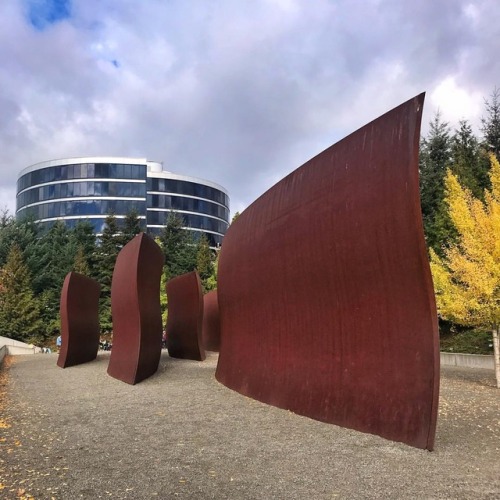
[[107, 233, 164, 384], [201, 290, 220, 352], [166, 271, 205, 361], [215, 94, 440, 450], [57, 272, 101, 368]]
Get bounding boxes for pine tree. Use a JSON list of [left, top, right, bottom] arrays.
[[96, 213, 122, 331], [159, 213, 197, 280], [419, 111, 452, 252], [205, 250, 219, 291], [69, 220, 97, 277], [73, 245, 90, 275], [430, 154, 500, 387], [0, 216, 39, 269], [451, 120, 490, 199], [120, 208, 143, 246], [481, 87, 500, 159], [28, 222, 74, 335], [0, 244, 43, 342], [196, 234, 214, 290]]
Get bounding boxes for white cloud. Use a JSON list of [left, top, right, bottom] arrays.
[[430, 76, 483, 130], [1, 0, 500, 218]]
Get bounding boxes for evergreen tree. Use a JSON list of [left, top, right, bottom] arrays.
[[0, 208, 12, 229], [95, 213, 121, 332], [0, 244, 43, 342], [0, 215, 39, 269], [419, 111, 452, 252], [29, 221, 74, 335], [204, 250, 219, 291], [451, 120, 489, 199], [73, 245, 90, 275], [69, 220, 97, 277], [120, 208, 143, 246], [159, 213, 197, 280], [196, 234, 214, 290], [481, 87, 500, 159]]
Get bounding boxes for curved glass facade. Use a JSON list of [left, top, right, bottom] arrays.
[[16, 157, 230, 247]]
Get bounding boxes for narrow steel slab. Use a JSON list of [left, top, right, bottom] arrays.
[[107, 233, 164, 384], [166, 271, 205, 361], [57, 272, 101, 368]]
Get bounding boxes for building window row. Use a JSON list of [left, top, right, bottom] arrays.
[[17, 163, 147, 192], [147, 226, 223, 248], [147, 194, 229, 220], [146, 211, 229, 234], [18, 199, 147, 220], [17, 182, 147, 209], [147, 178, 229, 207]]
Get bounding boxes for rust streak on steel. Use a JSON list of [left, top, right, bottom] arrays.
[[201, 290, 220, 352], [215, 94, 440, 450], [107, 233, 164, 385], [57, 272, 101, 368], [166, 271, 205, 361]]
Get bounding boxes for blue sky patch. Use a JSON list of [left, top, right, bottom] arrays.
[[27, 0, 71, 30]]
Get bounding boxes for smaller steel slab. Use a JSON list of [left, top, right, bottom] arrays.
[[166, 271, 205, 361], [57, 272, 101, 368]]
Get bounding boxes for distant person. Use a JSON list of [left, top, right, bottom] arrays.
[[56, 335, 62, 350]]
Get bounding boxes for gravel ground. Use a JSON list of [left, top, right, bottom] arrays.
[[1, 352, 499, 500]]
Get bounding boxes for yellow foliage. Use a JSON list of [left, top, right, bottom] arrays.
[[430, 154, 500, 328]]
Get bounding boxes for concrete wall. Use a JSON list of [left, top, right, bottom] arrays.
[[440, 352, 494, 370], [0, 336, 42, 357]]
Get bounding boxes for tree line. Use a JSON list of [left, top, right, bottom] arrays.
[[421, 87, 500, 386], [1, 88, 499, 366], [0, 211, 217, 345]]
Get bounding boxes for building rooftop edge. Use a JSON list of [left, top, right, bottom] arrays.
[[18, 156, 229, 197], [18, 157, 163, 178]]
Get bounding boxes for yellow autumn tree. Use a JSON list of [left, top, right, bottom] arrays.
[[430, 154, 500, 388]]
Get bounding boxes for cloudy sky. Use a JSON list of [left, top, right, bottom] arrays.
[[1, 0, 499, 216]]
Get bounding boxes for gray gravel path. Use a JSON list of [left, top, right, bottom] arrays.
[[1, 352, 499, 499]]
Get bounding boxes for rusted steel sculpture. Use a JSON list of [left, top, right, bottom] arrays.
[[215, 94, 440, 450], [57, 272, 101, 368], [107, 233, 164, 384], [201, 290, 221, 352], [166, 271, 205, 361]]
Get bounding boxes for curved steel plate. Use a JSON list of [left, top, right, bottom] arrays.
[[107, 233, 164, 384], [201, 290, 220, 352], [57, 272, 101, 368], [166, 271, 205, 361], [215, 94, 439, 450]]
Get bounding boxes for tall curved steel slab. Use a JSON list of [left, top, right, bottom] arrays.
[[215, 94, 440, 450], [57, 272, 101, 368], [107, 233, 164, 385], [166, 271, 205, 361], [202, 290, 221, 352]]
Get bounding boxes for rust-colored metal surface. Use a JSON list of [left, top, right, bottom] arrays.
[[107, 233, 164, 384], [57, 272, 101, 368], [166, 271, 205, 361], [201, 290, 220, 352], [215, 94, 440, 450]]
